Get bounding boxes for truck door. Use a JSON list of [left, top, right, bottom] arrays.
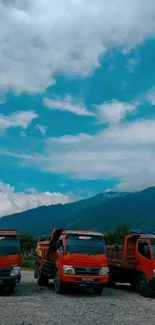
[[136, 240, 153, 280]]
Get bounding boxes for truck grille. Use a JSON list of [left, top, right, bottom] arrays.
[[0, 268, 11, 277], [74, 267, 100, 276]]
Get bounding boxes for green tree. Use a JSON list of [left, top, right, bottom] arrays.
[[19, 232, 37, 256], [104, 225, 129, 245], [115, 225, 129, 244]]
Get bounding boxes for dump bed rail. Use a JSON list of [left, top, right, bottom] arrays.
[[107, 245, 124, 267], [0, 230, 18, 235]]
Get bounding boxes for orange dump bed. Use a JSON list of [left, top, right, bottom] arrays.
[[107, 234, 139, 269], [36, 240, 50, 259], [107, 245, 124, 267]]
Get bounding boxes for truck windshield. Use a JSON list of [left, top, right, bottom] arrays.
[[66, 235, 106, 255], [0, 235, 20, 256]]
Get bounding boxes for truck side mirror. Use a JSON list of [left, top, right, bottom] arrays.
[[114, 244, 119, 252]]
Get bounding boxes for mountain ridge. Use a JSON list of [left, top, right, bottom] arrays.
[[0, 187, 155, 236]]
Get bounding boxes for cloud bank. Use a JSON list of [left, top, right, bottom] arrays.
[[1, 117, 155, 192], [1, 0, 155, 94], [0, 111, 38, 133], [0, 181, 71, 217]]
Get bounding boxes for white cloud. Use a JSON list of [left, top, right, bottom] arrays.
[[35, 124, 47, 136], [0, 181, 71, 217], [117, 178, 155, 192], [45, 96, 137, 121], [44, 95, 94, 116], [47, 133, 93, 144], [126, 57, 140, 72], [0, 110, 38, 133], [94, 100, 137, 124], [20, 131, 27, 138], [2, 118, 155, 192], [104, 119, 155, 144], [1, 0, 155, 94]]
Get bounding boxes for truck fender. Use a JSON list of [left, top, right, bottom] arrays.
[[55, 263, 62, 278]]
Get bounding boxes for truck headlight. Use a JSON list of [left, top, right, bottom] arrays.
[[63, 265, 75, 275], [99, 267, 109, 275], [10, 267, 21, 277], [153, 270, 155, 278]]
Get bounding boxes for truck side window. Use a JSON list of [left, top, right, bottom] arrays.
[[138, 242, 151, 260]]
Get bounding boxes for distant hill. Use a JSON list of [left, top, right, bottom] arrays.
[[0, 187, 155, 236], [67, 187, 155, 232], [0, 191, 121, 237]]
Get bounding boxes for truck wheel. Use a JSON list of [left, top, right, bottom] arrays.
[[37, 268, 49, 286], [139, 273, 152, 298], [93, 285, 103, 295], [34, 264, 38, 279], [108, 277, 116, 288], [54, 271, 65, 294], [7, 284, 15, 295]]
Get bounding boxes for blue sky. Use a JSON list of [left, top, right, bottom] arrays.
[[1, 0, 155, 216]]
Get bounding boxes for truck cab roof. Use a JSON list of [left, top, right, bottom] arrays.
[[62, 230, 104, 237], [128, 233, 155, 240]]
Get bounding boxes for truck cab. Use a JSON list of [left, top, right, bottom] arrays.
[[35, 228, 109, 294], [0, 230, 21, 294], [135, 234, 155, 296], [107, 230, 155, 297]]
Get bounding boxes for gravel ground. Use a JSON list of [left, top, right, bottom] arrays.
[[0, 271, 155, 325]]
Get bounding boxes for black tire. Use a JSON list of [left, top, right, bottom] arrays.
[[37, 267, 49, 286], [138, 273, 152, 298], [8, 284, 15, 295], [34, 264, 39, 279], [93, 285, 103, 295], [54, 271, 65, 294], [108, 277, 116, 288]]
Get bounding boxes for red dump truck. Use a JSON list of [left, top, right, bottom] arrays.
[[0, 229, 21, 294], [107, 230, 155, 297], [34, 228, 109, 294]]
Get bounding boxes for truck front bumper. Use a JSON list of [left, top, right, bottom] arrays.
[[60, 274, 109, 285], [0, 275, 21, 288]]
